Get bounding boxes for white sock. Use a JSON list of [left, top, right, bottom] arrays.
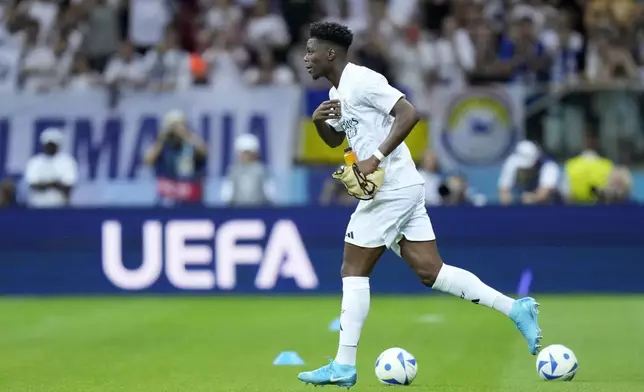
[[334, 277, 370, 366], [432, 264, 515, 316]]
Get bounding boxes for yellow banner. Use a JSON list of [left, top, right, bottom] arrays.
[[297, 119, 430, 164]]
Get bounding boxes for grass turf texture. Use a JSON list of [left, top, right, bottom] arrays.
[[1, 296, 643, 392]]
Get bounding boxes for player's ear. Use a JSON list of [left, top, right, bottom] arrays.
[[328, 47, 336, 61]]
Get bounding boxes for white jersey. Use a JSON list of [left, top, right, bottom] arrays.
[[326, 62, 424, 192]]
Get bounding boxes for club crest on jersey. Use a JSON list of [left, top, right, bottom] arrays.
[[438, 87, 519, 165], [339, 117, 359, 139]]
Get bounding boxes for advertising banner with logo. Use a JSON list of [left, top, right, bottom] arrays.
[[0, 206, 642, 295], [431, 85, 524, 170], [0, 87, 301, 205]]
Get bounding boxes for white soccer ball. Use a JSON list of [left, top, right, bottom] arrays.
[[374, 347, 418, 386], [536, 344, 578, 381]]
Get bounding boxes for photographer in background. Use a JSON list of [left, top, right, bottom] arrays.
[[144, 110, 208, 207], [498, 140, 560, 205], [24, 128, 78, 208], [438, 173, 487, 207], [220, 133, 276, 206]]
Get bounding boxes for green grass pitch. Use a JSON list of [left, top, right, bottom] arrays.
[[1, 296, 643, 392]]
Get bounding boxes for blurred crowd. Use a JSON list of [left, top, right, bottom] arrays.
[[0, 0, 642, 209], [1, 0, 644, 94]]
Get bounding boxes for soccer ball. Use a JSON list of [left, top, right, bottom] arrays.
[[374, 347, 418, 385], [536, 344, 578, 381]]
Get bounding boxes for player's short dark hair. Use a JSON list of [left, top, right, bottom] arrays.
[[309, 21, 353, 49]]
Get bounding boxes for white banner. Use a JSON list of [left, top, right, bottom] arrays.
[[0, 87, 301, 205], [430, 85, 525, 170]]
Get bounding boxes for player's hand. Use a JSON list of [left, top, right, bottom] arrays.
[[521, 191, 537, 204], [312, 100, 341, 122], [355, 156, 380, 176]]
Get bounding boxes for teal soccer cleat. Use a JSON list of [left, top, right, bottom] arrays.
[[297, 359, 357, 389], [510, 297, 543, 355]]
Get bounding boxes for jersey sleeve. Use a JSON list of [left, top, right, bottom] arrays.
[[324, 89, 343, 132], [498, 158, 516, 189], [538, 161, 560, 189], [360, 73, 405, 115]]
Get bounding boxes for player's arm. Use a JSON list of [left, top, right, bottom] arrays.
[[376, 98, 420, 158], [359, 75, 419, 169], [312, 100, 345, 148]]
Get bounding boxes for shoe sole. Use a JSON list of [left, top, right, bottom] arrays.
[[528, 298, 543, 355], [301, 381, 355, 390]]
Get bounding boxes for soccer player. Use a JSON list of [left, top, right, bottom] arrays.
[[297, 21, 542, 388]]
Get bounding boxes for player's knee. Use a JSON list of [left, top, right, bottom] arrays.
[[416, 259, 443, 287]]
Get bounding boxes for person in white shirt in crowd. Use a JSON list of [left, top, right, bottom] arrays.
[[64, 54, 103, 91], [245, 0, 290, 51], [220, 133, 276, 206], [128, 0, 171, 52], [0, 6, 23, 93], [417, 149, 443, 206], [389, 21, 435, 115], [0, 3, 25, 49], [42, 34, 74, 91], [20, 0, 59, 43], [20, 20, 56, 93], [322, 0, 367, 37], [104, 41, 148, 90], [433, 15, 475, 88], [202, 0, 242, 33], [498, 140, 560, 205], [143, 27, 192, 92], [243, 47, 295, 86], [24, 128, 78, 208], [202, 27, 249, 88]]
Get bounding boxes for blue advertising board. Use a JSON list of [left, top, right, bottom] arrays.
[[0, 206, 642, 295]]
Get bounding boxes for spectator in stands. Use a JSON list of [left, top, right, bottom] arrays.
[[24, 128, 78, 208], [202, 28, 249, 87], [498, 140, 560, 205], [21, 0, 59, 43], [439, 173, 487, 206], [220, 133, 276, 206], [0, 178, 17, 208], [593, 165, 635, 205], [243, 46, 295, 86], [202, 0, 242, 33], [319, 177, 357, 206], [542, 10, 584, 86], [388, 20, 434, 114], [586, 30, 639, 82], [64, 53, 103, 91], [498, 16, 550, 85], [129, 0, 171, 53], [355, 23, 394, 83], [143, 27, 192, 92], [417, 150, 442, 206], [81, 0, 122, 72], [20, 20, 57, 93], [244, 0, 290, 51], [144, 110, 208, 207], [560, 130, 614, 204], [434, 14, 475, 87], [48, 34, 74, 90], [104, 41, 147, 91]]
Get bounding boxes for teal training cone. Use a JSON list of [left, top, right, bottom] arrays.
[[328, 317, 341, 332], [273, 351, 305, 366]]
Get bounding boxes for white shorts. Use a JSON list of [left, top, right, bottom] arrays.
[[344, 184, 435, 256]]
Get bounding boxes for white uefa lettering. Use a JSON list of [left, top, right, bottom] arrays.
[[101, 219, 318, 290], [215, 220, 265, 290], [101, 220, 163, 290], [165, 220, 215, 290], [256, 220, 318, 289]]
